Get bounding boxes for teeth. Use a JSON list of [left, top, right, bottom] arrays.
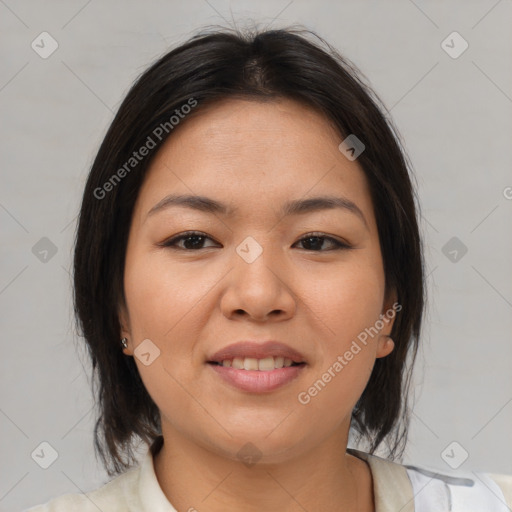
[[258, 357, 275, 371], [220, 356, 297, 370], [275, 356, 284, 367], [244, 358, 259, 370], [232, 357, 244, 369]]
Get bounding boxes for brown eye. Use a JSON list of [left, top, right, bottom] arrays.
[[159, 231, 219, 250], [294, 233, 351, 252]]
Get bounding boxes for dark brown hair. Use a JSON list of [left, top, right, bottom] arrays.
[[73, 24, 425, 476]]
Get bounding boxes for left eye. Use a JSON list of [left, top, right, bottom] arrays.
[[159, 231, 351, 252], [293, 233, 351, 251]]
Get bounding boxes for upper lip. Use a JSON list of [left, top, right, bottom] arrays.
[[207, 341, 306, 364]]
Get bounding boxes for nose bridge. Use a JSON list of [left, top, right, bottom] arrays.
[[220, 233, 295, 320], [235, 234, 267, 266], [233, 234, 283, 288]]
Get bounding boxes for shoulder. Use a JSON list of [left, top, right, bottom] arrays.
[[23, 463, 142, 512], [404, 463, 512, 511], [488, 472, 512, 509], [348, 448, 512, 512]]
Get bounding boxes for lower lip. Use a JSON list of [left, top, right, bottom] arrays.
[[208, 363, 306, 393]]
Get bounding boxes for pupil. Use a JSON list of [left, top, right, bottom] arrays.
[[304, 237, 322, 250], [185, 235, 203, 249]]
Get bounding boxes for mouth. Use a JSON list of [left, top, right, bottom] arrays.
[[206, 340, 307, 366], [207, 356, 305, 370], [207, 361, 307, 393], [206, 341, 308, 393]]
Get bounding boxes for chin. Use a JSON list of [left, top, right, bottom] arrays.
[[203, 427, 310, 466]]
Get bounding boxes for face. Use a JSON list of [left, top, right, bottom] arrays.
[[119, 97, 396, 464]]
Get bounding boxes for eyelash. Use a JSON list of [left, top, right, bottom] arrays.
[[158, 231, 352, 252]]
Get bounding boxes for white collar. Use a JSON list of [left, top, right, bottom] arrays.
[[136, 441, 414, 512], [137, 446, 178, 511]]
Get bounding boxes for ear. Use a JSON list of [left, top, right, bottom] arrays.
[[376, 288, 400, 359], [118, 301, 132, 354]]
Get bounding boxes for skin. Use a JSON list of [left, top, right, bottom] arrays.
[[119, 97, 396, 512]]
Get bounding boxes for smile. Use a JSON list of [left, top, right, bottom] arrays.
[[209, 356, 302, 370], [207, 359, 306, 393]]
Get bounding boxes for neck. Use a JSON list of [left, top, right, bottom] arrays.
[[153, 426, 374, 512]]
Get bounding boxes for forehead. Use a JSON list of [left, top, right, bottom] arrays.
[[133, 98, 375, 228], [162, 97, 343, 162]]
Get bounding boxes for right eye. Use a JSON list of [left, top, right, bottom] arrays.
[[158, 231, 220, 251]]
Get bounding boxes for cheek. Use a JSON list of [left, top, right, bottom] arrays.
[[124, 252, 213, 339], [123, 251, 222, 398], [124, 255, 214, 425], [297, 253, 384, 405], [308, 253, 385, 344]]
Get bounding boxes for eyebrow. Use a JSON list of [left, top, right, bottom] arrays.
[[146, 193, 368, 229]]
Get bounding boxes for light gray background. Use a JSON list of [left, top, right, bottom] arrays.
[[1, 1, 511, 510]]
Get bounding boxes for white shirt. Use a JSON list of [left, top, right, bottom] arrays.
[[24, 442, 512, 511]]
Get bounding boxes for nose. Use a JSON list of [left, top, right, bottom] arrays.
[[220, 242, 296, 323]]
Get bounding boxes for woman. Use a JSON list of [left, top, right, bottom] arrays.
[[26, 26, 512, 511]]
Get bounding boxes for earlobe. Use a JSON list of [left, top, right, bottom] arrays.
[[376, 336, 395, 359], [120, 336, 132, 356], [118, 306, 131, 355], [119, 325, 131, 343], [376, 289, 399, 359], [380, 289, 399, 337]]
